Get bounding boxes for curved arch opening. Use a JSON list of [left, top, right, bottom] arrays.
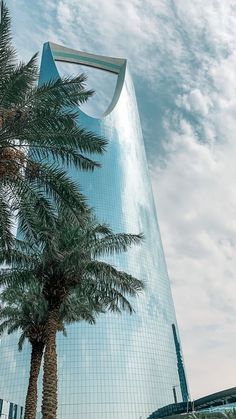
[[56, 61, 117, 119]]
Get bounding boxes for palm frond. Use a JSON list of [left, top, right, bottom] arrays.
[[0, 1, 16, 83], [0, 268, 34, 287], [0, 239, 39, 266], [0, 189, 14, 250], [3, 175, 57, 243], [91, 232, 144, 256], [0, 318, 15, 335], [61, 290, 99, 325], [7, 322, 20, 334], [0, 53, 38, 108], [24, 162, 87, 214], [22, 75, 94, 110], [105, 289, 134, 314], [86, 221, 113, 236], [85, 260, 145, 295], [21, 107, 78, 132], [24, 125, 108, 156], [27, 149, 101, 171], [18, 330, 27, 351]]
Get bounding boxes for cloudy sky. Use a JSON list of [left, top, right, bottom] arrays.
[[7, 0, 236, 399]]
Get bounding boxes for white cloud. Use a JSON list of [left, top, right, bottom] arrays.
[[177, 89, 212, 116], [152, 90, 236, 398], [57, 2, 73, 26]]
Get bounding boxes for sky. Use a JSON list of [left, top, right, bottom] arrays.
[[6, 0, 236, 400]]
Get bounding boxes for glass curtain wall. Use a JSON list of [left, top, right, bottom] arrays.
[[0, 42, 188, 419]]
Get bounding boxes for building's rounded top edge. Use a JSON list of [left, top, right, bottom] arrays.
[[47, 41, 127, 75], [45, 41, 127, 119]]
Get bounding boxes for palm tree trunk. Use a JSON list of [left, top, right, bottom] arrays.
[[42, 306, 59, 419], [24, 341, 44, 419]]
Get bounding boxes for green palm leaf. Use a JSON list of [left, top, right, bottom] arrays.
[[23, 75, 93, 110], [0, 1, 16, 82], [0, 53, 38, 107]]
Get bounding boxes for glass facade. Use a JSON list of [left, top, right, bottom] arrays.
[[0, 42, 188, 418]]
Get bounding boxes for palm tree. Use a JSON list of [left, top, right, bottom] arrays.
[[0, 1, 107, 251], [0, 281, 48, 419], [0, 279, 105, 419], [0, 210, 144, 419]]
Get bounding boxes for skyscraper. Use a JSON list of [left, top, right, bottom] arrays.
[[0, 42, 188, 419]]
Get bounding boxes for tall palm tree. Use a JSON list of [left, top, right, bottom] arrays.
[[0, 280, 104, 419], [0, 210, 144, 419], [0, 1, 107, 251]]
